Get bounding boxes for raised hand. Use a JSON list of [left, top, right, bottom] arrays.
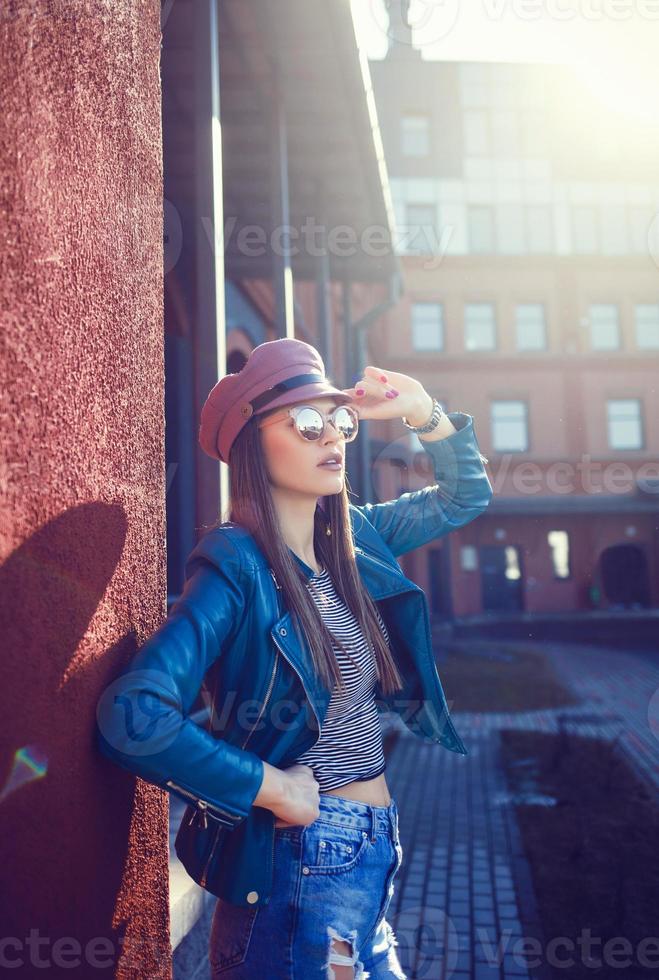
[[342, 365, 434, 427]]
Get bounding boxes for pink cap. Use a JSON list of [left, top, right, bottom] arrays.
[[199, 338, 354, 464]]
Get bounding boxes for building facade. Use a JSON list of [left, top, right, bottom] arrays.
[[369, 15, 659, 617]]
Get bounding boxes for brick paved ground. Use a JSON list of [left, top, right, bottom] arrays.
[[382, 640, 659, 980]]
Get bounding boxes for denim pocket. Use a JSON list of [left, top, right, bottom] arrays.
[[303, 822, 371, 875], [209, 898, 259, 974]]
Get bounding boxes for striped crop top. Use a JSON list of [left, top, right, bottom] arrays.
[[293, 565, 391, 792]]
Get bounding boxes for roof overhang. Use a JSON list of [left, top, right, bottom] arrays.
[[218, 0, 400, 283]]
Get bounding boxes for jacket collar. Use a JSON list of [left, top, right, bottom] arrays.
[[289, 543, 421, 602], [271, 543, 423, 722]]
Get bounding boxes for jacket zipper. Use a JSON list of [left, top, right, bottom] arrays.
[[354, 545, 406, 589], [270, 567, 323, 747], [165, 779, 242, 828], [271, 631, 322, 747]]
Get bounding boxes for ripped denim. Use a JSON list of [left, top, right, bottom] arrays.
[[209, 792, 406, 979]]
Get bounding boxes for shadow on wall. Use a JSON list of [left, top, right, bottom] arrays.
[[0, 504, 171, 975]]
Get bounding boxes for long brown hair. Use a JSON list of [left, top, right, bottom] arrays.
[[215, 406, 405, 697]]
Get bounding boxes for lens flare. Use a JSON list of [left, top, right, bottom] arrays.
[[0, 746, 48, 803]]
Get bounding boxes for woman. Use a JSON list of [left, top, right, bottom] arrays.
[[96, 338, 492, 979]]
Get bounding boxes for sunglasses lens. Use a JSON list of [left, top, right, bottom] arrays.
[[295, 407, 325, 440], [333, 407, 358, 441], [294, 406, 359, 442]]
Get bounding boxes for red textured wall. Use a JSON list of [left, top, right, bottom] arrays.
[[0, 4, 169, 977]]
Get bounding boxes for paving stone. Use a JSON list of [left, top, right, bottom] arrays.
[[381, 639, 659, 980]]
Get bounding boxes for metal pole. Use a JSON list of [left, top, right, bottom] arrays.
[[270, 65, 295, 338], [194, 0, 227, 529], [315, 181, 333, 377]]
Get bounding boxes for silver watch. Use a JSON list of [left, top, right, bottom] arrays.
[[401, 397, 444, 434]]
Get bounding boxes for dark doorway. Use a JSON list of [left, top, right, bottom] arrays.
[[427, 546, 451, 617], [481, 544, 524, 612], [599, 543, 651, 608]]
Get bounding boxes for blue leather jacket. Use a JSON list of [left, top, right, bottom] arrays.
[[96, 412, 492, 907]]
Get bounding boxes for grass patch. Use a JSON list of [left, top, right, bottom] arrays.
[[437, 641, 579, 713], [501, 729, 659, 979]]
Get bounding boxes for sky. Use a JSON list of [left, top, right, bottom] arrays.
[[352, 0, 659, 123]]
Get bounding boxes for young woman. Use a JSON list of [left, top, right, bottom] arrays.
[[96, 338, 492, 979]]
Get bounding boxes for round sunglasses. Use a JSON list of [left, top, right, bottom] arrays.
[[257, 404, 359, 443]]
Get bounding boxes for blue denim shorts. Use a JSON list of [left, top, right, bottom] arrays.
[[209, 792, 406, 979]]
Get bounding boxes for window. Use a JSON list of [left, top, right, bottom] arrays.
[[404, 203, 437, 255], [463, 109, 489, 155], [468, 205, 495, 253], [411, 303, 444, 351], [491, 108, 519, 156], [607, 399, 643, 450], [548, 530, 570, 579], [515, 304, 546, 350], [634, 304, 659, 349], [629, 206, 652, 254], [600, 205, 628, 255], [573, 206, 600, 254], [492, 400, 528, 452], [527, 205, 554, 253], [465, 303, 496, 351], [401, 114, 430, 157], [497, 204, 526, 254], [520, 107, 549, 156], [588, 304, 620, 350]]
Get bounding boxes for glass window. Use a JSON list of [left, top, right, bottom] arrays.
[[497, 204, 526, 254], [548, 530, 570, 579], [607, 399, 643, 450], [588, 304, 620, 350], [411, 303, 444, 351], [573, 205, 600, 254], [404, 203, 437, 255], [515, 304, 546, 350], [490, 108, 519, 156], [527, 205, 554, 253], [504, 546, 522, 580], [468, 205, 495, 254], [629, 205, 652, 254], [401, 114, 430, 157], [520, 107, 549, 155], [465, 303, 496, 351], [492, 400, 528, 452], [634, 304, 659, 349], [463, 109, 489, 155], [600, 205, 628, 255]]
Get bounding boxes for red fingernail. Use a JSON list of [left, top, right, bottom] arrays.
[[356, 388, 364, 396], [386, 390, 398, 399], [380, 375, 387, 382]]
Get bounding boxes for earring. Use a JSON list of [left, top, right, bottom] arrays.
[[326, 525, 332, 536]]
